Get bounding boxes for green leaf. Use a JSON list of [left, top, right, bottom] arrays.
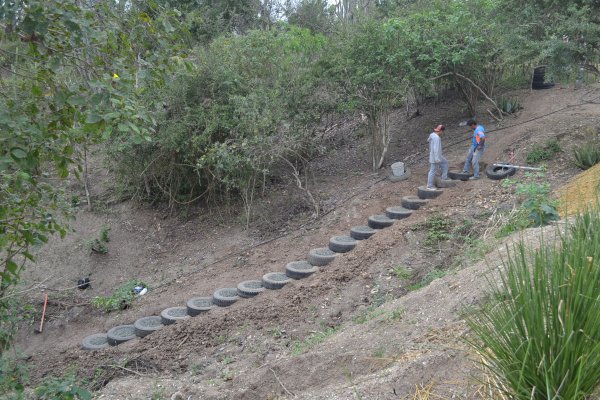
[[6, 260, 18, 275], [85, 113, 103, 124], [10, 148, 27, 159], [67, 95, 87, 106]]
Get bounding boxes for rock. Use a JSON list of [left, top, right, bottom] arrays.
[[171, 391, 184, 400]]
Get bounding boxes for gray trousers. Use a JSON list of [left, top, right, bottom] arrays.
[[463, 146, 485, 177], [427, 158, 448, 188]]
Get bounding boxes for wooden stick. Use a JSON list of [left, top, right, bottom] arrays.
[[270, 368, 295, 398], [37, 294, 48, 333], [493, 163, 542, 171]]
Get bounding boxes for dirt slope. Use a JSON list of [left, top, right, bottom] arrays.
[[17, 84, 600, 399]]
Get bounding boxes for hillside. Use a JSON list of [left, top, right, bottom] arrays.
[[17, 84, 600, 399]]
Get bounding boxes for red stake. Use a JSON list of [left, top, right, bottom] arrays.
[[36, 293, 48, 333]]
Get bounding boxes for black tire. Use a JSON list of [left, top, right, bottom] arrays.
[[448, 171, 471, 181], [401, 196, 429, 210], [237, 280, 265, 298], [485, 163, 516, 180], [82, 333, 110, 350], [368, 215, 394, 229], [350, 225, 376, 240], [262, 272, 292, 289], [532, 82, 555, 90], [107, 325, 137, 346], [134, 316, 163, 338], [307, 248, 337, 266], [212, 288, 239, 307], [161, 306, 190, 325], [186, 297, 215, 316], [388, 168, 411, 182], [434, 177, 457, 188], [329, 236, 357, 253], [285, 260, 318, 279], [417, 186, 443, 199], [385, 206, 413, 220]]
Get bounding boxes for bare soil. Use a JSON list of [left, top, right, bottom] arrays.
[[16, 83, 600, 399]]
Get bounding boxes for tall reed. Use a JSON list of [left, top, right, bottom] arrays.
[[468, 209, 600, 399]]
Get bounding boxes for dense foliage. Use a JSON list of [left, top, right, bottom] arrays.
[[0, 0, 184, 346]]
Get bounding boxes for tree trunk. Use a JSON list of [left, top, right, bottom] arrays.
[[368, 107, 392, 171]]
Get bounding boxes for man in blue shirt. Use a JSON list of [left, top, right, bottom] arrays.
[[426, 124, 448, 189], [462, 119, 486, 180]]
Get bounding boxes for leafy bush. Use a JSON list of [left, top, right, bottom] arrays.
[[515, 181, 559, 225], [469, 209, 600, 399], [99, 226, 111, 243], [496, 97, 522, 114], [573, 143, 600, 170], [91, 280, 147, 312], [0, 353, 28, 398], [107, 26, 330, 208], [526, 139, 561, 164], [35, 373, 91, 400], [497, 175, 559, 237]]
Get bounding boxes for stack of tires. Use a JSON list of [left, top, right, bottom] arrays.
[[532, 66, 555, 90]]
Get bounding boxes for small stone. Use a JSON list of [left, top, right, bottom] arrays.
[[171, 392, 184, 400]]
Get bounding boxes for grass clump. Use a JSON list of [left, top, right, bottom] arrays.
[[414, 215, 453, 248], [468, 209, 600, 399], [496, 97, 522, 114], [91, 280, 147, 312], [291, 326, 339, 356], [573, 143, 600, 170], [392, 265, 411, 280], [408, 269, 447, 291], [526, 139, 561, 164]]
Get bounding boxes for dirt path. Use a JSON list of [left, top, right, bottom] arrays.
[[18, 84, 600, 398]]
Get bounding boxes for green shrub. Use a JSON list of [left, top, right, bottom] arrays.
[[91, 280, 147, 312], [85, 238, 108, 254], [35, 373, 91, 400], [0, 353, 28, 399], [515, 181, 559, 225], [526, 139, 561, 164], [468, 209, 600, 399], [85, 226, 111, 254], [99, 226, 111, 242], [496, 97, 522, 114], [573, 143, 600, 170], [499, 176, 559, 234]]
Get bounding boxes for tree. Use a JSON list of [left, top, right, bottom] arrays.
[[496, 0, 600, 79], [327, 20, 410, 170], [0, 0, 185, 348], [287, 0, 335, 34]]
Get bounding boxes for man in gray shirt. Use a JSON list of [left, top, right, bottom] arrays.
[[427, 124, 448, 189]]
